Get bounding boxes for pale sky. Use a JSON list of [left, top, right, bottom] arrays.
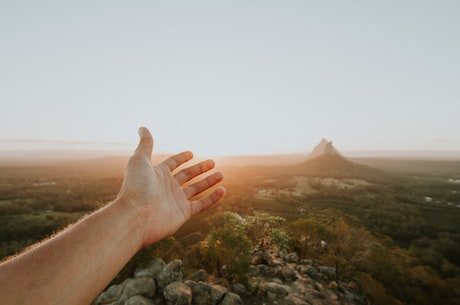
[[1, 1, 459, 156]]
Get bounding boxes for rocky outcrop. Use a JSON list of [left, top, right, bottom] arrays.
[[247, 248, 363, 305], [307, 139, 342, 160], [95, 258, 243, 305], [95, 249, 364, 305]]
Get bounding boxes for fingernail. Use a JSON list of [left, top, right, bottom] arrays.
[[138, 127, 145, 138]]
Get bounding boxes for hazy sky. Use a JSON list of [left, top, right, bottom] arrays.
[[1, 1, 459, 156]]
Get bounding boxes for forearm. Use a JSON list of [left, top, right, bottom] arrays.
[[0, 198, 143, 305]]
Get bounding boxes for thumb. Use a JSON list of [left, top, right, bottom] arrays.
[[135, 126, 154, 159]]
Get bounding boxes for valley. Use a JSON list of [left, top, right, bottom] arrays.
[[1, 141, 460, 304]]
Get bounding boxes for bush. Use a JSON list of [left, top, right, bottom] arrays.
[[245, 211, 290, 250], [200, 212, 252, 283]]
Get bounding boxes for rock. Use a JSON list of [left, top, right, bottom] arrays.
[[258, 282, 291, 299], [279, 249, 289, 261], [314, 282, 323, 291], [135, 258, 166, 279], [279, 266, 297, 282], [257, 264, 277, 277], [209, 277, 229, 288], [220, 292, 243, 305], [306, 266, 319, 280], [318, 266, 336, 280], [267, 291, 277, 302], [186, 269, 208, 282], [124, 295, 155, 305], [296, 265, 310, 276], [191, 282, 228, 305], [151, 297, 167, 305], [230, 283, 246, 296], [163, 282, 192, 305], [272, 277, 283, 284], [247, 265, 259, 275], [300, 259, 313, 266], [96, 251, 365, 305], [328, 281, 339, 289], [246, 277, 261, 295], [95, 284, 123, 305], [311, 290, 327, 300], [183, 280, 197, 290], [251, 250, 273, 266], [120, 277, 156, 303], [95, 277, 155, 305], [157, 260, 184, 291], [346, 281, 358, 290], [284, 294, 310, 305], [286, 252, 299, 264]]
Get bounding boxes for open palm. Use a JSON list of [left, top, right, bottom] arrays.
[[118, 127, 224, 247]]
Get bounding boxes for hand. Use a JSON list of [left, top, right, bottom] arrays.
[[117, 127, 225, 247]]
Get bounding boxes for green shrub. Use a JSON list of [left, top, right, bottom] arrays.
[[201, 212, 252, 283]]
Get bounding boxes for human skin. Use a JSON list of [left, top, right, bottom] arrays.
[[0, 127, 225, 305]]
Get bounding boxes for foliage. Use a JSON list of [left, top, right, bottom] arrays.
[[244, 211, 290, 250], [200, 212, 252, 283], [2, 158, 460, 304], [288, 209, 373, 281]]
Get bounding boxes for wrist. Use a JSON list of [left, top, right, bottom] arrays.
[[110, 196, 145, 251]]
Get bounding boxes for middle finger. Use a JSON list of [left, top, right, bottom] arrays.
[[174, 159, 215, 185]]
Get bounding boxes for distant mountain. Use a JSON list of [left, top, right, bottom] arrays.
[[294, 139, 383, 179], [307, 138, 342, 159]]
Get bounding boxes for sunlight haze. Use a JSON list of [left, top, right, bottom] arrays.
[[1, 1, 459, 156]]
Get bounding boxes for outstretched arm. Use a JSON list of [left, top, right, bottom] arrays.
[[0, 127, 225, 305]]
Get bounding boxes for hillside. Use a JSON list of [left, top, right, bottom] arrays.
[[281, 139, 385, 180], [1, 145, 460, 305], [295, 154, 383, 179]]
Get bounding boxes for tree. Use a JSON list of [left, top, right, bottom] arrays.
[[288, 209, 373, 281], [200, 212, 252, 283], [245, 211, 290, 250]]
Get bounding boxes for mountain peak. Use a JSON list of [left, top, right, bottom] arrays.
[[307, 138, 341, 159]]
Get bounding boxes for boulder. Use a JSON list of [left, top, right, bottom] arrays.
[[120, 277, 156, 303], [296, 265, 311, 276], [95, 277, 155, 305], [183, 280, 197, 290], [257, 264, 277, 277], [318, 266, 336, 280], [94, 284, 123, 305], [157, 260, 184, 291], [246, 277, 261, 295], [220, 292, 243, 305], [287, 252, 299, 264], [163, 282, 192, 305], [328, 281, 339, 289], [306, 266, 319, 280], [230, 283, 246, 296], [273, 277, 284, 285], [279, 249, 289, 261], [124, 295, 155, 305], [247, 265, 259, 275], [190, 282, 228, 305], [300, 259, 313, 266], [96, 251, 365, 305], [135, 258, 166, 279], [279, 266, 297, 282], [258, 282, 291, 299], [251, 250, 273, 266], [284, 294, 311, 305], [186, 269, 208, 282]]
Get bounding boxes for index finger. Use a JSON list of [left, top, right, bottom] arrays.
[[162, 151, 194, 171]]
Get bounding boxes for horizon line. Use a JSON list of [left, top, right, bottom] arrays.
[[1, 148, 460, 160]]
